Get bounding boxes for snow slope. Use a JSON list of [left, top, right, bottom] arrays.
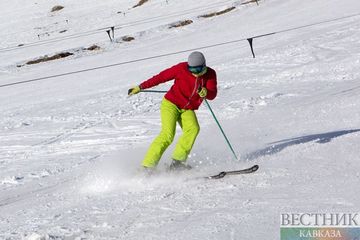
[[1, 0, 360, 239]]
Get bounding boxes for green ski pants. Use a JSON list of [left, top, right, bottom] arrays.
[[142, 98, 200, 168]]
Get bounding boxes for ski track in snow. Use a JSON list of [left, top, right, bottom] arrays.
[[1, 0, 360, 239]]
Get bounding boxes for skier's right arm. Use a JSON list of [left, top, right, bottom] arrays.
[[138, 64, 179, 90]]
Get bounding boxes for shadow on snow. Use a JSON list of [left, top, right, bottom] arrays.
[[244, 129, 360, 161]]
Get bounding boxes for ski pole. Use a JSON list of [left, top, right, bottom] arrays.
[[140, 90, 167, 93], [140, 89, 238, 160], [203, 99, 238, 160]]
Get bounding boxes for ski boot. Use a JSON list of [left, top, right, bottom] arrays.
[[139, 166, 155, 178], [169, 160, 192, 171]]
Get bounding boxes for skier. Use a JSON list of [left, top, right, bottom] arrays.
[[128, 51, 217, 172]]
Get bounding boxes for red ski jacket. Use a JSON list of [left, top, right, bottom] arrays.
[[139, 62, 217, 110]]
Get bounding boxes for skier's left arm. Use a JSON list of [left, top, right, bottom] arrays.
[[205, 71, 217, 100]]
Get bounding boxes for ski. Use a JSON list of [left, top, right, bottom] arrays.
[[206, 164, 259, 179]]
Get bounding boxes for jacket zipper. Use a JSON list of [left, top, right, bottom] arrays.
[[183, 77, 203, 109]]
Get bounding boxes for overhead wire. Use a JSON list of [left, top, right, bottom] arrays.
[[0, 0, 240, 53], [1, 12, 359, 89]]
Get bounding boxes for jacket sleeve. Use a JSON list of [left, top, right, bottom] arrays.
[[205, 71, 217, 100], [139, 64, 179, 90]]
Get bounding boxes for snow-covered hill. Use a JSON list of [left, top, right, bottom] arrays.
[[1, 0, 360, 239]]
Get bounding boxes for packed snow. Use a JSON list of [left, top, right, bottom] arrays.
[[0, 0, 359, 239]]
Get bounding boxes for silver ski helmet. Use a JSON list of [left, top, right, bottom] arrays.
[[188, 51, 206, 67]]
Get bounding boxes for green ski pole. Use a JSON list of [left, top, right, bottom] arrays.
[[203, 99, 238, 160]]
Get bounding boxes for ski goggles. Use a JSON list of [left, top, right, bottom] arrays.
[[188, 65, 207, 74]]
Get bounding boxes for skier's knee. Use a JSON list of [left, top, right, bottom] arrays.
[[189, 124, 200, 136], [159, 131, 175, 145]]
